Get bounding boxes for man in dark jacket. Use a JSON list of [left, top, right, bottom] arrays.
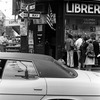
[[93, 40, 99, 65], [91, 33, 99, 66]]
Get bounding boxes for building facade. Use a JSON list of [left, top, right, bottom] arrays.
[[65, 0, 100, 37], [12, 0, 100, 59]]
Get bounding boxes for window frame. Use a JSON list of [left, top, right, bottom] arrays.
[[2, 59, 39, 80], [33, 59, 78, 78]]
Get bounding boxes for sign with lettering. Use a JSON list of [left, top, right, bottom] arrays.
[[65, 2, 100, 15], [29, 13, 40, 18], [29, 12, 41, 19], [20, 2, 27, 10], [4, 19, 20, 26], [83, 18, 96, 24], [29, 3, 35, 11], [18, 11, 28, 19], [25, 2, 35, 11]]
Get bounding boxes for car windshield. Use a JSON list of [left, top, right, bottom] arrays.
[[34, 59, 78, 78]]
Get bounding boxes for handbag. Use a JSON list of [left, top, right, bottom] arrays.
[[87, 52, 95, 58]]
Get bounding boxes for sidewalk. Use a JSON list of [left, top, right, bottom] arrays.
[[73, 65, 100, 72], [82, 65, 100, 72], [91, 66, 100, 72]]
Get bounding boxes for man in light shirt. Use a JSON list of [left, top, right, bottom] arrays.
[[65, 33, 74, 67], [75, 38, 83, 50], [74, 35, 83, 69]]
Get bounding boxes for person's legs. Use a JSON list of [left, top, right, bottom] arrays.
[[0, 45, 4, 52], [74, 51, 78, 68], [77, 50, 81, 69], [77, 50, 80, 61], [67, 51, 70, 67], [88, 65, 92, 71], [95, 57, 98, 66], [85, 65, 88, 71], [70, 50, 74, 67], [86, 65, 91, 71]]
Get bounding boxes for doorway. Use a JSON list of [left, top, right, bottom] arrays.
[[45, 24, 56, 58]]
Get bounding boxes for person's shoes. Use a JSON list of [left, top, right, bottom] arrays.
[[78, 66, 81, 69], [67, 65, 70, 67]]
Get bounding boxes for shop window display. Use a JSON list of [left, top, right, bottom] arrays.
[[64, 17, 100, 38]]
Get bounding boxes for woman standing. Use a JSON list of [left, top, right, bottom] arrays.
[[84, 39, 95, 71]]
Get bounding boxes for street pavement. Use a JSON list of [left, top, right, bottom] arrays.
[[91, 68, 100, 73], [83, 66, 100, 73], [72, 65, 100, 73]]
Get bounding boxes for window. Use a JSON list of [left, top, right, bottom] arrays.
[[2, 60, 38, 80], [34, 59, 77, 78], [0, 59, 7, 78]]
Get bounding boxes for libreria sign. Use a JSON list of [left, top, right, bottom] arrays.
[[66, 2, 100, 14]]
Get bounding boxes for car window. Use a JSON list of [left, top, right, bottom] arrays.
[[0, 59, 7, 78], [2, 60, 38, 80], [34, 59, 77, 78]]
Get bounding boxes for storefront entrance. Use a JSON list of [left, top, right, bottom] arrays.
[[44, 24, 56, 58], [32, 23, 56, 58]]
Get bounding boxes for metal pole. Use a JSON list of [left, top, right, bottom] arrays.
[[27, 13, 29, 53]]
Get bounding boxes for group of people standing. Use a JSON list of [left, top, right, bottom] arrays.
[[65, 32, 100, 71]]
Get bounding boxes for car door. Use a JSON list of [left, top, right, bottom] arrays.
[[45, 72, 100, 100], [45, 71, 91, 95], [35, 59, 95, 100], [0, 59, 46, 100]]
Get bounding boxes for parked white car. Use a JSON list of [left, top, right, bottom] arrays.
[[0, 52, 100, 100]]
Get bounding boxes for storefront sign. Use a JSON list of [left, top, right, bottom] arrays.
[[66, 2, 100, 14], [83, 18, 96, 24]]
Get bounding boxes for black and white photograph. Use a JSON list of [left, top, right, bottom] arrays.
[[0, 0, 100, 100]]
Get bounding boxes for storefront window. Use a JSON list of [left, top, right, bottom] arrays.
[[65, 16, 100, 41]]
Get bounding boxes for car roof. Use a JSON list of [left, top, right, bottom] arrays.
[[0, 52, 54, 61]]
